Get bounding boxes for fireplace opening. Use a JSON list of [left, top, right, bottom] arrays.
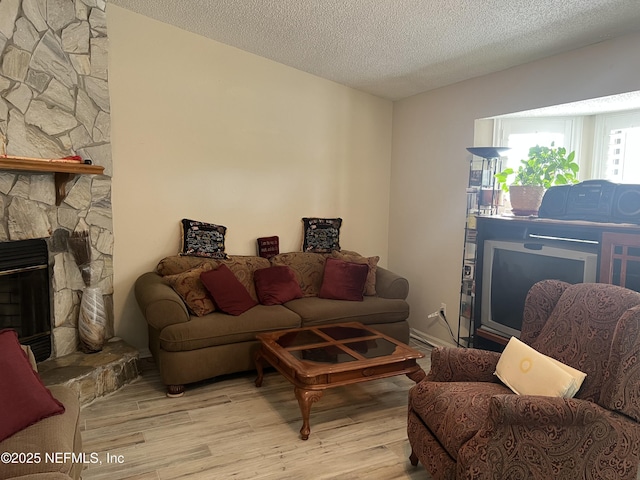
[[0, 238, 51, 361]]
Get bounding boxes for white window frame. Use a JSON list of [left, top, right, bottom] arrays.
[[592, 110, 640, 181], [493, 117, 583, 176]]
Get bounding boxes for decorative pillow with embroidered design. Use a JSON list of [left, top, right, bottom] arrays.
[[180, 219, 228, 259], [302, 217, 342, 253]]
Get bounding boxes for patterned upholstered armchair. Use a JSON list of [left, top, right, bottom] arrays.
[[407, 280, 640, 480]]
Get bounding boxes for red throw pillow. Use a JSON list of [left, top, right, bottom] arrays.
[[254, 266, 304, 305], [318, 257, 369, 301], [200, 264, 258, 315], [0, 329, 65, 442]]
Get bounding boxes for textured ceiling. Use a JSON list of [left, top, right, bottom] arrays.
[[108, 0, 640, 100]]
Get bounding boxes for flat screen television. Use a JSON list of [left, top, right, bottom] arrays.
[[481, 239, 598, 338]]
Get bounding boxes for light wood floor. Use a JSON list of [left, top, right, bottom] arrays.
[[79, 340, 433, 480]]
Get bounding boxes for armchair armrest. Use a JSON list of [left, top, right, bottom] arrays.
[[487, 394, 606, 427], [375, 267, 409, 299], [458, 394, 640, 479], [426, 346, 501, 383], [134, 272, 190, 331]]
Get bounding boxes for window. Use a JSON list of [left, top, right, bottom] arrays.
[[494, 117, 579, 174], [593, 111, 640, 183], [495, 110, 640, 184]]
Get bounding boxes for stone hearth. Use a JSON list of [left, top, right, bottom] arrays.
[[38, 338, 140, 406]]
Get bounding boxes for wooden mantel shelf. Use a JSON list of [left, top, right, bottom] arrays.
[[0, 155, 105, 206]]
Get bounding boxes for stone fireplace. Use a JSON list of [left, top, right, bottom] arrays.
[[0, 0, 114, 360], [0, 1, 139, 404], [0, 175, 114, 359]]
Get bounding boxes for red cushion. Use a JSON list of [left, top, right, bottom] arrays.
[[254, 266, 304, 305], [200, 264, 258, 315], [318, 257, 369, 301], [0, 329, 65, 442]]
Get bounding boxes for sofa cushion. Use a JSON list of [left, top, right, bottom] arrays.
[[219, 256, 271, 301], [270, 252, 327, 297], [254, 266, 304, 305], [162, 263, 216, 316], [409, 380, 512, 460], [200, 265, 258, 316], [331, 251, 379, 296], [319, 257, 369, 301], [0, 330, 65, 442], [159, 305, 301, 351], [302, 217, 342, 253], [157, 255, 219, 276], [0, 385, 82, 479], [284, 296, 409, 326], [180, 218, 228, 259]]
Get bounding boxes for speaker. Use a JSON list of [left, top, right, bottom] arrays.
[[565, 180, 617, 221], [538, 185, 571, 219], [538, 181, 640, 224], [612, 185, 640, 223]]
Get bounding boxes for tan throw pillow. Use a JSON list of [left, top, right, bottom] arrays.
[[495, 337, 586, 398], [162, 263, 216, 316], [270, 252, 327, 297], [331, 251, 379, 296], [157, 255, 218, 276]]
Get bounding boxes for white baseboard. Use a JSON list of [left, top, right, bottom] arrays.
[[410, 328, 457, 349]]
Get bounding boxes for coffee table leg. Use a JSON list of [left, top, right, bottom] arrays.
[[254, 348, 266, 387], [294, 387, 323, 440]]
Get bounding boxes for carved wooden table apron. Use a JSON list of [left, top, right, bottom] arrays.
[[254, 322, 426, 440]]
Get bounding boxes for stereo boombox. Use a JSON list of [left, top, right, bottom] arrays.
[[538, 180, 640, 224]]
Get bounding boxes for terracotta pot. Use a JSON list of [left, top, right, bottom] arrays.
[[509, 185, 545, 216]]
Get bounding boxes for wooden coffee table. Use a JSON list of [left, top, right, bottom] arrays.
[[254, 322, 426, 440]]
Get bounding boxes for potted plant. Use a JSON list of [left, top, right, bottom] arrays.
[[495, 143, 579, 215]]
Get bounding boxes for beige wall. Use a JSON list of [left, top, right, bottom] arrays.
[[108, 3, 640, 352], [391, 31, 640, 346], [107, 6, 393, 352]]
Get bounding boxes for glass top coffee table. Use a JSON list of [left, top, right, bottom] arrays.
[[254, 322, 426, 440]]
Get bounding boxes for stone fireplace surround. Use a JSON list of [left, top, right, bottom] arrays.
[[0, 0, 115, 360], [0, 0, 141, 405], [0, 171, 114, 358], [0, 169, 138, 406]]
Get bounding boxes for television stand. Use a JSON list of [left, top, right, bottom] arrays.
[[472, 215, 640, 352], [475, 326, 509, 347]]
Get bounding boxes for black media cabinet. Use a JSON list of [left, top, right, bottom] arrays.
[[473, 215, 640, 351]]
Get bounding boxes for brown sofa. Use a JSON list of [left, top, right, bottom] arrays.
[[1, 348, 83, 480], [407, 280, 640, 480], [135, 251, 410, 396]]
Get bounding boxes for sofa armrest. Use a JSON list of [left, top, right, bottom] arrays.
[[375, 267, 409, 299], [134, 272, 190, 331], [425, 346, 502, 383], [0, 385, 81, 480]]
